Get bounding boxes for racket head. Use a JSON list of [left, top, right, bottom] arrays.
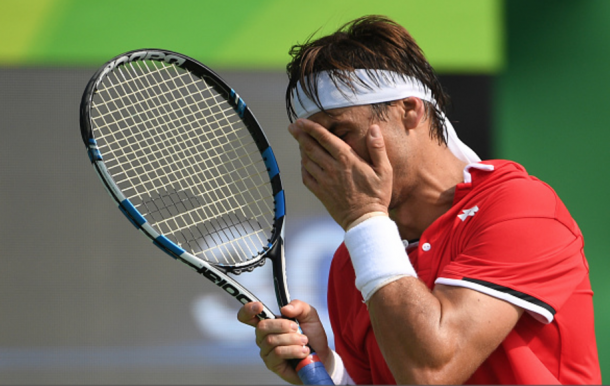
[[80, 49, 334, 385], [79, 49, 286, 275]]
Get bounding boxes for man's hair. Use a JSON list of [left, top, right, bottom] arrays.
[[286, 15, 450, 145]]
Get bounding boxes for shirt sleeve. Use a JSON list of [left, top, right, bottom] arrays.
[[437, 216, 588, 323]]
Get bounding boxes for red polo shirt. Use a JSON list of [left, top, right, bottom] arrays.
[[327, 160, 601, 384]]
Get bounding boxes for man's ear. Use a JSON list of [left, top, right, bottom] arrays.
[[399, 97, 426, 130]]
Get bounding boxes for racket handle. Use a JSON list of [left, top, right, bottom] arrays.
[[290, 352, 334, 385]]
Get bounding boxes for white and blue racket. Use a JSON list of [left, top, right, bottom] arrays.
[[79, 49, 333, 385]]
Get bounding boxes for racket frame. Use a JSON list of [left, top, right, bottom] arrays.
[[79, 49, 290, 320], [80, 49, 334, 385]]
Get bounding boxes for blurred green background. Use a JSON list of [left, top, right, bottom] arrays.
[[0, 0, 502, 71], [496, 3, 609, 383], [0, 0, 607, 384]]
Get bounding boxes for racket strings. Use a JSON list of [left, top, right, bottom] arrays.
[[101, 64, 270, 266], [146, 63, 274, 260], [104, 61, 257, 206], [95, 73, 245, 157], [90, 59, 275, 266], [140, 188, 267, 257], [163, 64, 264, 215], [122, 63, 269, 265], [98, 66, 267, 214], [183, 65, 278, 234], [142, 61, 273, 263]]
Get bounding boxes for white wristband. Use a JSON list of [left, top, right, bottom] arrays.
[[328, 349, 355, 385], [345, 211, 388, 231], [344, 215, 417, 302]]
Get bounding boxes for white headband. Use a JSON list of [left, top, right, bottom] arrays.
[[290, 69, 481, 164]]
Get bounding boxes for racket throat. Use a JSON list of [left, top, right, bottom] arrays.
[[269, 237, 292, 308]]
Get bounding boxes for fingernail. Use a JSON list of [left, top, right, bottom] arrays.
[[302, 346, 310, 354], [301, 336, 308, 345], [290, 322, 299, 331]]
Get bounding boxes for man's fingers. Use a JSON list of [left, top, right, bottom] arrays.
[[290, 121, 332, 164], [298, 119, 344, 157], [290, 119, 348, 161], [367, 124, 392, 175], [257, 324, 309, 358], [255, 318, 299, 345], [300, 147, 325, 182], [237, 302, 263, 327], [260, 345, 309, 380], [281, 300, 320, 325]]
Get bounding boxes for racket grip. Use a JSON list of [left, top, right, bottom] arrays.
[[290, 352, 334, 385]]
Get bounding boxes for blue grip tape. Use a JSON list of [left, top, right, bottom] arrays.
[[297, 359, 334, 385]]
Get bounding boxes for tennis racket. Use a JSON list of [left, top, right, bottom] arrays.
[[79, 49, 334, 385]]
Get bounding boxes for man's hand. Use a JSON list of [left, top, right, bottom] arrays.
[[237, 300, 332, 385], [288, 118, 393, 230]]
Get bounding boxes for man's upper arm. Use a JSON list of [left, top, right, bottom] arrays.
[[433, 283, 524, 365], [367, 277, 523, 384]]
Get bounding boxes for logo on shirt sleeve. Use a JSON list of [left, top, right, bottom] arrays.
[[458, 205, 479, 221]]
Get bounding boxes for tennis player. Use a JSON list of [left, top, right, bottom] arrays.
[[238, 15, 601, 384]]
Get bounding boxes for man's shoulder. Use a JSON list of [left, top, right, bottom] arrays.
[[467, 160, 561, 219]]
